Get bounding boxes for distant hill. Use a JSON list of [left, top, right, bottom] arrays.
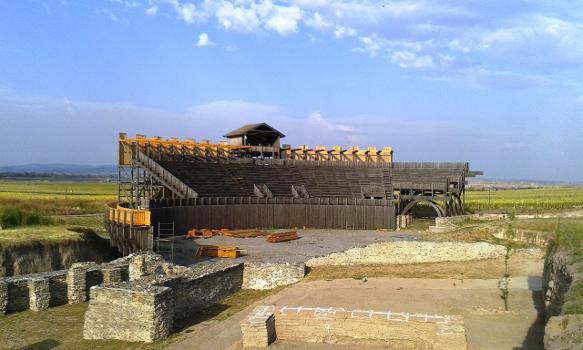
[[0, 164, 117, 176]]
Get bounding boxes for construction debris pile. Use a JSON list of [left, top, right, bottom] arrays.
[[306, 241, 507, 266], [187, 228, 298, 243]]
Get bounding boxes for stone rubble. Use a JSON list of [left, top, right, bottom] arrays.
[[242, 263, 305, 290], [306, 241, 507, 266]]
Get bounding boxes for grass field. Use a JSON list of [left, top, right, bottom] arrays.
[[0, 180, 116, 217], [2, 180, 581, 216], [465, 187, 583, 212], [0, 225, 86, 245]]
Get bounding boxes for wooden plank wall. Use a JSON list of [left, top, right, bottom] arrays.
[[105, 220, 153, 255], [151, 201, 395, 235]]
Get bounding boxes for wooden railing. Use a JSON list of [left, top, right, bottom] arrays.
[[105, 202, 151, 227]]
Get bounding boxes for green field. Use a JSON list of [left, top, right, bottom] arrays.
[[0, 180, 116, 217], [3, 181, 582, 213], [465, 187, 583, 212], [0, 225, 86, 246]]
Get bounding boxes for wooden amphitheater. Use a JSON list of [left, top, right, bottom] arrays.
[[105, 123, 480, 254]]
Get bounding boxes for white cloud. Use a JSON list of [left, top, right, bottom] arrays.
[[334, 26, 356, 38], [110, 0, 141, 8], [117, 1, 583, 88], [215, 2, 260, 32], [145, 6, 158, 15], [356, 34, 383, 56], [305, 12, 331, 30], [162, 0, 207, 24], [196, 32, 215, 47], [452, 16, 583, 68], [264, 5, 302, 35], [307, 111, 356, 133], [390, 50, 433, 69]]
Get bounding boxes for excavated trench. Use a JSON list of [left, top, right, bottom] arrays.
[[0, 230, 118, 277]]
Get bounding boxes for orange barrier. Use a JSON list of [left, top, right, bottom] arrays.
[[106, 202, 151, 227]]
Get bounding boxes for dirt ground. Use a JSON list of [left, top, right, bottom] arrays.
[[167, 255, 545, 350], [171, 229, 418, 265], [305, 250, 544, 281]]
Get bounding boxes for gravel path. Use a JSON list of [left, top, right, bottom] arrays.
[[170, 229, 418, 265]]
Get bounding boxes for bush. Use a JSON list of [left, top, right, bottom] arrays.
[[0, 208, 52, 228]]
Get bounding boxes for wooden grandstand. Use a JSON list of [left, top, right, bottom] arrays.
[[105, 123, 480, 254]]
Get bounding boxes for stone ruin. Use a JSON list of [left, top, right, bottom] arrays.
[[84, 258, 244, 342], [241, 305, 467, 349], [0, 255, 133, 315], [0, 251, 307, 343], [82, 254, 306, 342]]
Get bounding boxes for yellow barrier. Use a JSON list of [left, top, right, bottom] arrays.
[[106, 203, 150, 227]]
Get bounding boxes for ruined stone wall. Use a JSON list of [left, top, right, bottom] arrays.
[[306, 241, 506, 267], [241, 306, 466, 349], [542, 242, 583, 349], [542, 244, 582, 320], [162, 262, 244, 321], [242, 263, 305, 290], [83, 260, 244, 342], [84, 284, 173, 343], [0, 256, 131, 315]]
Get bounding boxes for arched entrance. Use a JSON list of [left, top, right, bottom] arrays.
[[401, 199, 444, 217]]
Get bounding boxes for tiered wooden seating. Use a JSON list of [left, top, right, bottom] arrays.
[[157, 160, 389, 199]]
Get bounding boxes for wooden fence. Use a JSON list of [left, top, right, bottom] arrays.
[[151, 197, 395, 234]]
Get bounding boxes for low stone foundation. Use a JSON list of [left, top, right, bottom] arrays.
[[397, 214, 412, 230], [242, 263, 305, 290], [306, 241, 507, 267], [241, 306, 466, 349], [83, 260, 244, 342], [0, 256, 131, 315]]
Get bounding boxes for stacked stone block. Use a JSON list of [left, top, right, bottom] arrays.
[[84, 284, 173, 342], [28, 278, 50, 311], [83, 260, 245, 342], [0, 280, 7, 316], [66, 262, 95, 303], [241, 306, 276, 347], [129, 252, 166, 281], [102, 267, 123, 284]]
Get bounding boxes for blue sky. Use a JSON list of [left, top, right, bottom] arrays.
[[0, 0, 582, 181]]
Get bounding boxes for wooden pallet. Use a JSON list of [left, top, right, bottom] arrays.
[[220, 229, 268, 238], [266, 231, 298, 243], [195, 245, 241, 258]]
